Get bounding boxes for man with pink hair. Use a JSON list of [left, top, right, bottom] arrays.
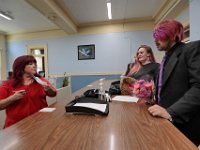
[[148, 19, 200, 146]]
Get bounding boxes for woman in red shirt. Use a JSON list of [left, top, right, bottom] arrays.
[[0, 55, 57, 128]]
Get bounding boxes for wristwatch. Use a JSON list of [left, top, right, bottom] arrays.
[[168, 114, 173, 122]]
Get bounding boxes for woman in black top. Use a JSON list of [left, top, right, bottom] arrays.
[[121, 45, 159, 95], [125, 45, 159, 81]]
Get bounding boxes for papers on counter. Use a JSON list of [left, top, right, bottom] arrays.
[[112, 95, 139, 102], [39, 108, 56, 112], [74, 103, 107, 112]]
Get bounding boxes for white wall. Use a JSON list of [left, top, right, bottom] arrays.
[[7, 30, 162, 75], [189, 0, 200, 41]]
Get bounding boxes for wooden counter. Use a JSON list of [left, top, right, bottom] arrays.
[[0, 80, 198, 150]]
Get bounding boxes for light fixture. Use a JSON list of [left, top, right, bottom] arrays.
[[107, 2, 112, 20], [0, 11, 13, 20]]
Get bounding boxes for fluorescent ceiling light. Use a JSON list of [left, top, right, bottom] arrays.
[[0, 11, 13, 20], [107, 2, 112, 20]]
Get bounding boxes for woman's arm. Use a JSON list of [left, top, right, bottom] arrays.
[[0, 91, 25, 110], [44, 84, 57, 97], [40, 78, 57, 97]]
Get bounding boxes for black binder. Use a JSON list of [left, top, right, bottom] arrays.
[[65, 97, 109, 115]]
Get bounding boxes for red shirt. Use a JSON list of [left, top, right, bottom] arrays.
[[0, 78, 57, 128]]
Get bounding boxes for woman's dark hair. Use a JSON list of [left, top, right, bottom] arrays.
[[12, 55, 39, 87]]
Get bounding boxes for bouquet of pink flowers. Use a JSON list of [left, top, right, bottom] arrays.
[[128, 79, 154, 99]]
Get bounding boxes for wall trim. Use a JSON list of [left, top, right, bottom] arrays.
[[6, 21, 154, 41], [49, 72, 123, 77]]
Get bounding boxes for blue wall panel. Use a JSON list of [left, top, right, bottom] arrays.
[[71, 75, 120, 93]]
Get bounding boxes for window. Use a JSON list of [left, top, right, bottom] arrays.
[[27, 45, 48, 77]]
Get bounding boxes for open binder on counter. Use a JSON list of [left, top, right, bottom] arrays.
[[65, 96, 109, 115]]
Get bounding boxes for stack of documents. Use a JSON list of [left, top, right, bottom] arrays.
[[74, 103, 106, 112], [65, 97, 109, 115]]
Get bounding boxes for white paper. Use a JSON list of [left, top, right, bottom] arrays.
[[39, 108, 56, 112], [74, 103, 107, 112], [112, 95, 139, 102]]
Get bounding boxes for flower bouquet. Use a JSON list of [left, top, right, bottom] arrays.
[[128, 79, 155, 104]]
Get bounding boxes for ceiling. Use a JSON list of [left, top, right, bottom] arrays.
[[0, 0, 187, 35]]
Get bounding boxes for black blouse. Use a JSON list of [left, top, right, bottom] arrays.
[[129, 63, 160, 81]]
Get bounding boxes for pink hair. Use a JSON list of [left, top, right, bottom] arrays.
[[128, 45, 156, 76], [12, 55, 39, 87], [153, 19, 184, 42]]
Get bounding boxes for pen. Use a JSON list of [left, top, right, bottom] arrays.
[[13, 90, 26, 94]]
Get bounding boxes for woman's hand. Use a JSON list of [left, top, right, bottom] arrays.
[[43, 84, 57, 97], [0, 90, 26, 110], [43, 84, 51, 91], [148, 104, 170, 119], [11, 90, 26, 102]]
